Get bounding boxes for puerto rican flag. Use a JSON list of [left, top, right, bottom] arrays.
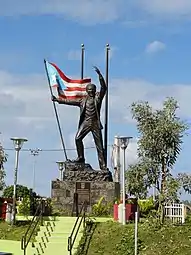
[[45, 60, 91, 100]]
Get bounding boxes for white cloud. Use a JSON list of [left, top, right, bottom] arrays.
[[1, 0, 191, 24], [0, 0, 125, 24], [136, 0, 191, 18], [109, 78, 191, 125], [145, 41, 166, 54], [126, 138, 139, 165]]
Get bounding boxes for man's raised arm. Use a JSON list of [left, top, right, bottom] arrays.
[[94, 66, 107, 101], [52, 96, 80, 106]]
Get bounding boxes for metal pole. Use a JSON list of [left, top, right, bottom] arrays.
[[115, 136, 121, 183], [32, 158, 36, 191], [81, 44, 84, 79], [135, 211, 138, 255], [122, 148, 126, 225], [30, 149, 41, 191], [12, 149, 19, 225], [60, 169, 63, 180], [104, 44, 110, 167]]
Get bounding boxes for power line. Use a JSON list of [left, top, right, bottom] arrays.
[[3, 145, 113, 152]]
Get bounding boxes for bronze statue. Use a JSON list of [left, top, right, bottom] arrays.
[[52, 67, 107, 170]]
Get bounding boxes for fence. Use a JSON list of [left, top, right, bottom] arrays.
[[164, 203, 185, 224]]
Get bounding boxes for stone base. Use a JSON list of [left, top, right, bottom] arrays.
[[64, 161, 93, 171], [51, 180, 120, 215], [63, 160, 113, 182], [63, 170, 112, 182]]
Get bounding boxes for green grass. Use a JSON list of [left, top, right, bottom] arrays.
[[0, 220, 40, 242], [77, 220, 191, 255]]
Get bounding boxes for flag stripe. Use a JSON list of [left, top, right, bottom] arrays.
[[59, 94, 86, 100], [46, 60, 91, 100], [50, 62, 91, 84], [54, 88, 87, 97], [62, 83, 88, 89], [65, 87, 86, 92], [53, 83, 88, 89]]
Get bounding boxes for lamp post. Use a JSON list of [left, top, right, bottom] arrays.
[[10, 137, 28, 225], [118, 136, 133, 225], [56, 161, 65, 180], [30, 148, 41, 191]]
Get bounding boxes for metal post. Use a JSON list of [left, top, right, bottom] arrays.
[[135, 211, 138, 255], [56, 161, 65, 181], [122, 148, 126, 225], [69, 237, 72, 255], [60, 169, 63, 180], [30, 149, 41, 191], [41, 200, 44, 226], [113, 136, 121, 183], [33, 159, 36, 191], [104, 44, 110, 166], [118, 136, 133, 226], [81, 44, 84, 79], [23, 236, 26, 255], [12, 148, 19, 225]]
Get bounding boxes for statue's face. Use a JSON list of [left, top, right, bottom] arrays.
[[86, 84, 96, 97]]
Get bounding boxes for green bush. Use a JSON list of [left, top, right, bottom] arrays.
[[138, 197, 155, 217], [92, 197, 112, 217], [18, 196, 31, 217]]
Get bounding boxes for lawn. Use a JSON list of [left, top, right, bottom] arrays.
[[0, 220, 40, 242], [77, 220, 191, 255]]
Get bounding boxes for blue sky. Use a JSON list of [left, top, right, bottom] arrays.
[[1, 0, 191, 198]]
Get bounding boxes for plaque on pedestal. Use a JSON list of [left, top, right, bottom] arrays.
[[76, 182, 91, 205]]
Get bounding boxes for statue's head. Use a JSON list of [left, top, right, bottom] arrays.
[[86, 83, 96, 97]]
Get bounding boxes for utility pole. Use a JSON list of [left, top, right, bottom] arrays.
[[30, 148, 41, 191], [113, 136, 121, 183]]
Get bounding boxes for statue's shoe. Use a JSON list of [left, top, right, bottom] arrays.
[[72, 157, 85, 163]]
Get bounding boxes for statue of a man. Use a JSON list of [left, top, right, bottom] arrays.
[[52, 67, 107, 170]]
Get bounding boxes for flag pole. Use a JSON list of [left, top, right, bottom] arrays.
[[44, 59, 68, 161], [81, 43, 85, 79], [104, 44, 110, 167]]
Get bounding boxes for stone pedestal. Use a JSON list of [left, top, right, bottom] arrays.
[[51, 180, 120, 214], [51, 161, 120, 215]]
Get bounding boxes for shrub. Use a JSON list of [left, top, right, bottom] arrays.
[[92, 197, 112, 217], [18, 196, 30, 217], [138, 197, 155, 217]]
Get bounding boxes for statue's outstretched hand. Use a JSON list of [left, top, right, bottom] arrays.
[[93, 66, 101, 75], [52, 95, 58, 102]]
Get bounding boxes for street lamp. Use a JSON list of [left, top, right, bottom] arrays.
[[118, 136, 133, 225], [56, 161, 65, 180], [10, 137, 28, 225], [30, 148, 41, 191]]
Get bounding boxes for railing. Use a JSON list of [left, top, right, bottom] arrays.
[[164, 203, 185, 224], [21, 199, 44, 255], [68, 201, 87, 255]]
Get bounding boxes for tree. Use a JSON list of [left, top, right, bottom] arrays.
[[128, 97, 188, 221], [177, 173, 191, 194], [126, 163, 148, 199], [3, 185, 36, 198], [18, 195, 31, 217], [0, 142, 7, 191]]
